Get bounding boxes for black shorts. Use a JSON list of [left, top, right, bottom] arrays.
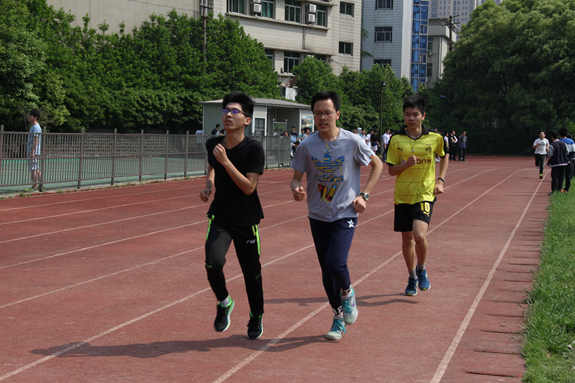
[[394, 200, 435, 232]]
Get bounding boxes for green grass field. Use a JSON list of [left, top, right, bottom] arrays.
[[523, 191, 575, 382]]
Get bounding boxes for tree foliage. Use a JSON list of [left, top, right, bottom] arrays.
[[431, 0, 575, 154], [0, 1, 279, 132], [292, 58, 413, 134]]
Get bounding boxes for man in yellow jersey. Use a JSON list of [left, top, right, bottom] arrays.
[[387, 95, 448, 296]]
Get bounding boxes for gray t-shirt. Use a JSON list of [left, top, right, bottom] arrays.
[[291, 128, 375, 222]]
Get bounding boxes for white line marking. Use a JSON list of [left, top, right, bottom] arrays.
[[430, 174, 544, 382]]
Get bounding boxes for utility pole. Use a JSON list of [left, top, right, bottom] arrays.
[[442, 15, 459, 52], [200, 0, 213, 62]]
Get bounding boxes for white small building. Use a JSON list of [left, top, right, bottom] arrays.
[[201, 98, 312, 137]]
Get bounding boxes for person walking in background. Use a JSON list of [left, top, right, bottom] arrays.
[[382, 129, 391, 162], [547, 130, 568, 196], [533, 131, 549, 179], [387, 95, 448, 296], [449, 131, 458, 161], [291, 91, 382, 341], [199, 92, 265, 340], [559, 127, 575, 192], [27, 110, 42, 192], [458, 131, 467, 161], [211, 123, 222, 136], [290, 126, 298, 144]]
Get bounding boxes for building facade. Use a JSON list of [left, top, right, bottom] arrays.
[[46, 0, 362, 83], [430, 0, 502, 36]]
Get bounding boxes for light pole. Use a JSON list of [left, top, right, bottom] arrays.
[[379, 80, 386, 154]]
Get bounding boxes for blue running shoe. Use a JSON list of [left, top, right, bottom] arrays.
[[405, 277, 418, 296], [247, 313, 263, 340], [214, 297, 234, 332], [341, 287, 358, 325], [416, 268, 431, 291], [326, 316, 346, 340]]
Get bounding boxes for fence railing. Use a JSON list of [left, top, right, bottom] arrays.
[[0, 127, 291, 192]]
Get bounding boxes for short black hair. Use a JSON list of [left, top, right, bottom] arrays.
[[311, 91, 341, 112], [559, 127, 568, 137], [216, 123, 220, 128], [403, 95, 426, 114], [222, 92, 255, 118], [30, 109, 40, 118], [551, 130, 559, 139]]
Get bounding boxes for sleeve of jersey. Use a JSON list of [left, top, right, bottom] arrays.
[[386, 137, 399, 166], [246, 141, 265, 174], [354, 136, 376, 166], [437, 135, 446, 157], [290, 144, 307, 173]]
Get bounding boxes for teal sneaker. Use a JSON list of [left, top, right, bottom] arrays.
[[405, 277, 418, 296], [326, 316, 346, 340], [341, 287, 358, 325], [214, 297, 234, 332], [416, 268, 431, 291], [247, 313, 263, 340]]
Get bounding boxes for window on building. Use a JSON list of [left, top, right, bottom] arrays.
[[262, 0, 274, 18], [428, 37, 434, 51], [340, 2, 354, 16], [285, 0, 301, 22], [339, 42, 353, 55], [427, 63, 433, 77], [376, 0, 393, 9], [374, 59, 392, 66], [317, 5, 327, 26], [284, 51, 300, 73], [315, 54, 328, 62], [228, 0, 245, 14], [375, 27, 392, 42], [265, 49, 274, 63]]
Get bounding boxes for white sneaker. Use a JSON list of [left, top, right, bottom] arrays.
[[326, 316, 346, 340]]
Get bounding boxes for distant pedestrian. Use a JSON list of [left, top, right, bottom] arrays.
[[449, 131, 458, 161], [559, 127, 575, 192], [382, 129, 391, 161], [211, 123, 221, 136], [547, 130, 568, 196], [200, 92, 265, 340], [290, 126, 298, 144], [533, 131, 549, 179], [27, 110, 42, 192], [458, 131, 467, 161]]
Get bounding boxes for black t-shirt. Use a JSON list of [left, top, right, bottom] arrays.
[[211, 128, 219, 135], [206, 136, 265, 226]]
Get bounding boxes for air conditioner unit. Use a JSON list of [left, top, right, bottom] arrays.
[[308, 4, 317, 12], [252, 0, 262, 3], [427, 51, 433, 56], [307, 13, 316, 23], [252, 3, 262, 13]]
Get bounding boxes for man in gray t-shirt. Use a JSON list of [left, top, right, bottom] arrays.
[[291, 91, 383, 341]]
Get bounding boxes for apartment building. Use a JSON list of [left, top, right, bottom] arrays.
[[361, 0, 453, 91], [430, 0, 502, 35], [46, 0, 362, 82]]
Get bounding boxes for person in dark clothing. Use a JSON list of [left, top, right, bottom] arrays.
[[200, 92, 265, 340], [547, 130, 569, 196], [559, 127, 575, 192]]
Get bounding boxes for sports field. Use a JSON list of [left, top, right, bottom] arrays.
[[0, 156, 545, 382]]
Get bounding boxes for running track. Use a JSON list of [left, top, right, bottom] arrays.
[[0, 157, 546, 382]]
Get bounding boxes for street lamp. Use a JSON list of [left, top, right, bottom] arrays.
[[379, 80, 386, 153]]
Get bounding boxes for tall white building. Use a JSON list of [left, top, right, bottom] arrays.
[[46, 0, 362, 83], [430, 0, 502, 34]]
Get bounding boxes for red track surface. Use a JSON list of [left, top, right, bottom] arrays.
[[0, 157, 546, 382]]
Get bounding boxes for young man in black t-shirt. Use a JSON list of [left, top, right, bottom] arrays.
[[199, 92, 265, 340]]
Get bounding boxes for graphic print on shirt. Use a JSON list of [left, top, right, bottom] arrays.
[[312, 146, 345, 203]]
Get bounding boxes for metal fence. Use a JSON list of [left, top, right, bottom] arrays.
[[0, 127, 291, 192]]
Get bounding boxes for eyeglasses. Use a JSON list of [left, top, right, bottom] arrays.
[[222, 109, 250, 117], [313, 111, 336, 118]]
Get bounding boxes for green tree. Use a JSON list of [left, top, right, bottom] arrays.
[[436, 0, 575, 153], [0, 0, 45, 128], [291, 56, 341, 105]]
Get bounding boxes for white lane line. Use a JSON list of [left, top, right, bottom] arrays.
[[0, 184, 194, 212], [211, 168, 533, 382], [430, 174, 545, 383]]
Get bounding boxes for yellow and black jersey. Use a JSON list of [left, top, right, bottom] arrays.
[[387, 127, 445, 205]]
